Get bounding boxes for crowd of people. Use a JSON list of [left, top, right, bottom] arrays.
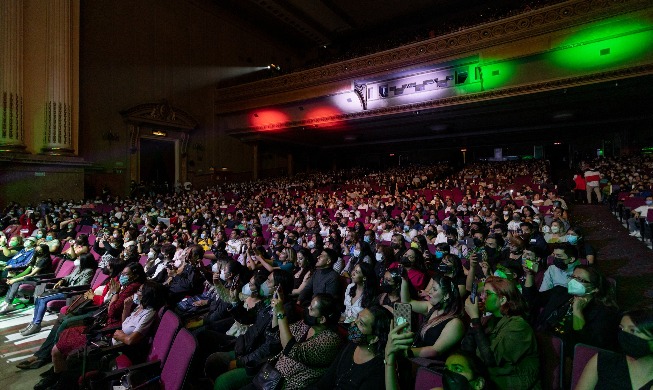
[[0, 158, 652, 390]]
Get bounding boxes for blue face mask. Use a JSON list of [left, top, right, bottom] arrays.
[[119, 275, 130, 286], [435, 250, 444, 259], [363, 236, 371, 243], [566, 235, 579, 245]]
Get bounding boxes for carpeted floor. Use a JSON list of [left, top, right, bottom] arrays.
[[570, 204, 653, 309]]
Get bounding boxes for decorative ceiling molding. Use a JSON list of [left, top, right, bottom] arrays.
[[121, 101, 199, 131], [215, 0, 652, 106], [227, 63, 653, 134]]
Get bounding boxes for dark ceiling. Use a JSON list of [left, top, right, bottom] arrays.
[[213, 0, 527, 50], [212, 0, 652, 153]]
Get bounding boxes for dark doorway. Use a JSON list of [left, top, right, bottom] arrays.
[[140, 138, 175, 187]]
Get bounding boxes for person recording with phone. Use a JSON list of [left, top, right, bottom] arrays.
[[399, 272, 464, 360], [462, 276, 540, 390]]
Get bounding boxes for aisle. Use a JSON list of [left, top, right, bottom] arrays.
[[571, 204, 653, 309]]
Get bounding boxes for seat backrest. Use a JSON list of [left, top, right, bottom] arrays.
[[91, 269, 109, 290], [571, 343, 602, 390], [415, 366, 443, 390], [647, 209, 653, 223], [160, 328, 196, 390], [148, 310, 181, 365], [536, 332, 563, 390], [56, 260, 76, 278]]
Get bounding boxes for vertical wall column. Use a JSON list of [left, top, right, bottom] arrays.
[[287, 153, 293, 177], [0, 0, 26, 152], [41, 0, 75, 155]]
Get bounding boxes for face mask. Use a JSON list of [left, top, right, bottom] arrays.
[[260, 282, 271, 297], [36, 233, 44, 239], [147, 251, 155, 259], [363, 236, 371, 243], [347, 323, 367, 344], [618, 330, 652, 358], [391, 242, 402, 250], [220, 269, 227, 281], [566, 235, 579, 245], [200, 233, 206, 239], [403, 226, 410, 232], [119, 275, 130, 286], [375, 252, 384, 262], [24, 241, 34, 249], [352, 249, 361, 257], [74, 259, 81, 267], [400, 256, 413, 267], [567, 278, 589, 296], [646, 200, 653, 206], [437, 263, 452, 274], [533, 219, 540, 225], [211, 262, 219, 273], [410, 242, 420, 249], [435, 250, 444, 259], [46, 236, 54, 242], [429, 219, 436, 225], [36, 223, 44, 229], [442, 370, 474, 390], [553, 257, 568, 270], [304, 311, 321, 327], [113, 233, 119, 238], [174, 259, 182, 268], [551, 226, 560, 234], [242, 283, 252, 296], [132, 294, 140, 306], [307, 241, 315, 249], [503, 211, 509, 215], [447, 238, 455, 245], [472, 238, 483, 248], [379, 281, 396, 293], [102, 267, 111, 275]]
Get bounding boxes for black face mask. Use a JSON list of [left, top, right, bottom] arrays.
[[618, 331, 652, 358], [447, 239, 456, 246], [379, 282, 396, 294], [442, 370, 474, 390], [391, 242, 402, 250], [484, 247, 496, 257], [472, 238, 483, 248], [400, 257, 413, 267], [303, 311, 321, 327], [553, 257, 568, 271], [438, 263, 452, 274], [101, 267, 111, 275]]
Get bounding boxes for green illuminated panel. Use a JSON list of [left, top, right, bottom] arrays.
[[550, 19, 653, 70]]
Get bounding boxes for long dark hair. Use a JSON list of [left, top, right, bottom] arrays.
[[349, 262, 377, 309], [140, 281, 167, 310], [367, 305, 392, 355], [576, 265, 618, 309]]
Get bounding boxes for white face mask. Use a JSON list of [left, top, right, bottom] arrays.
[[307, 241, 315, 249], [174, 259, 182, 268], [74, 259, 81, 267], [211, 263, 219, 273], [352, 249, 361, 257], [220, 269, 227, 281], [148, 252, 155, 259], [375, 252, 384, 262]]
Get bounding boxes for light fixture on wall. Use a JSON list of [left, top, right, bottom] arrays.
[[152, 130, 167, 136]]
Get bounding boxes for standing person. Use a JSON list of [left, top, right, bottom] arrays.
[[583, 163, 602, 205], [573, 172, 587, 204]]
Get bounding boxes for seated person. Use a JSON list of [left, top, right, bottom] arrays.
[[576, 309, 653, 390], [0, 236, 36, 291], [297, 248, 341, 306], [341, 263, 377, 323], [539, 243, 581, 292], [387, 248, 428, 292], [1, 244, 53, 314], [524, 264, 620, 353], [310, 305, 392, 390], [61, 234, 90, 260], [41, 230, 61, 254], [164, 244, 206, 304], [230, 293, 342, 390], [0, 233, 22, 265], [377, 269, 402, 314], [400, 273, 465, 359], [463, 276, 540, 390], [36, 278, 163, 390]]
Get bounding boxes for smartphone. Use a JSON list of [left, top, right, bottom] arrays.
[[393, 302, 412, 333], [470, 282, 478, 304]]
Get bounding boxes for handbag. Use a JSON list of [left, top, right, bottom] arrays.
[[66, 294, 93, 316], [252, 362, 283, 390]]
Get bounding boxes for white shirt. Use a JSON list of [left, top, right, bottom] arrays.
[[342, 283, 364, 324]]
